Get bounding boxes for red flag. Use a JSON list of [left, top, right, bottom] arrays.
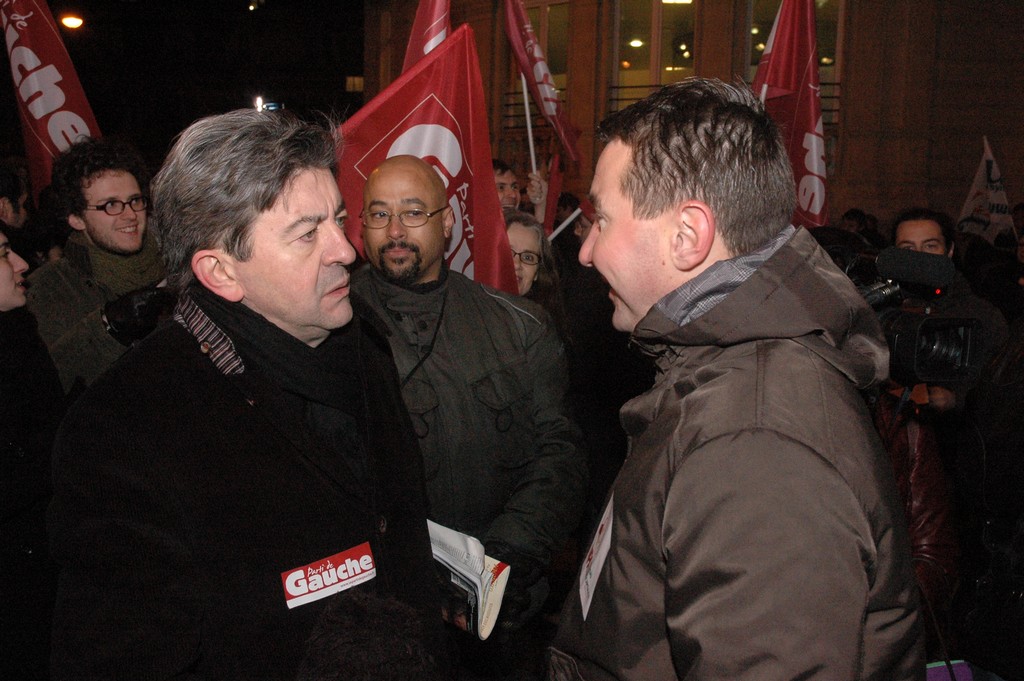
[[542, 154, 561, 236], [502, 0, 580, 163], [1, 2, 100, 199], [751, 0, 827, 229], [402, 0, 450, 72], [339, 24, 517, 295]]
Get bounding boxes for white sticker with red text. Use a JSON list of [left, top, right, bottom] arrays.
[[281, 542, 376, 609], [579, 495, 613, 620]]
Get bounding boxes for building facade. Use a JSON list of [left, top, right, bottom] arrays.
[[364, 0, 1024, 229]]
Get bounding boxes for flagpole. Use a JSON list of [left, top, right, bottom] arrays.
[[548, 207, 581, 241], [521, 73, 538, 174]]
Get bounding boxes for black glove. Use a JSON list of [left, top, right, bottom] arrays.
[[102, 287, 176, 346], [486, 542, 546, 633]]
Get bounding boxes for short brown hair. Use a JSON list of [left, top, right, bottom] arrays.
[[598, 78, 795, 255]]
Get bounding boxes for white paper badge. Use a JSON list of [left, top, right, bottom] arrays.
[[579, 495, 613, 620]]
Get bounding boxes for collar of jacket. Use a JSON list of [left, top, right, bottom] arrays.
[[655, 225, 794, 329], [366, 265, 448, 327], [173, 287, 395, 380], [62, 232, 94, 278], [631, 226, 889, 391], [62, 230, 166, 296], [173, 292, 245, 375]]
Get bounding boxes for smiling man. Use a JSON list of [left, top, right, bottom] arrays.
[[48, 111, 446, 679], [26, 137, 170, 392], [548, 78, 922, 681]]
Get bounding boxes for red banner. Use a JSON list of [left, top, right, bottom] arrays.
[[750, 0, 827, 229], [1, 2, 100, 199], [402, 0, 450, 72], [502, 0, 580, 164], [339, 24, 517, 295]]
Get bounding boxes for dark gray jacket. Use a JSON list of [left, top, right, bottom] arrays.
[[26, 232, 164, 392], [26, 241, 122, 392], [353, 266, 585, 565]]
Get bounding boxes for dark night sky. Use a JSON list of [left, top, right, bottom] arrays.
[[1, 0, 365, 172]]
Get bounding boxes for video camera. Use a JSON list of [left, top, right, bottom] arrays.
[[828, 245, 980, 386]]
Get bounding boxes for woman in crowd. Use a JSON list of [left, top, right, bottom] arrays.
[[503, 207, 568, 341]]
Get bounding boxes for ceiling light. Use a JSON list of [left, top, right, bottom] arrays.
[[629, 39, 644, 48], [60, 15, 84, 29]]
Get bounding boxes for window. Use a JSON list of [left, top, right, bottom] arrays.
[[660, 2, 696, 84], [612, 0, 696, 111], [616, 0, 696, 88]]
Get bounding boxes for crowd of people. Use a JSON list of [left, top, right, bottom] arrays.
[[2, 76, 1023, 681]]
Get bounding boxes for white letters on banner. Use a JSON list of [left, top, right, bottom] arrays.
[[2, 8, 91, 151]]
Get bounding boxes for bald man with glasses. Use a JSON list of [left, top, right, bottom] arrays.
[[353, 155, 585, 676]]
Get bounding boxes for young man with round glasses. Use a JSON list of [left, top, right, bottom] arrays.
[[26, 136, 172, 392]]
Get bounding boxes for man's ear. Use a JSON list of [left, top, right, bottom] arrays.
[[191, 249, 245, 302], [669, 201, 716, 272], [68, 213, 87, 232], [442, 204, 454, 239]]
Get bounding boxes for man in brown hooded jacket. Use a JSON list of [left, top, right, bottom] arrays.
[[547, 78, 923, 680]]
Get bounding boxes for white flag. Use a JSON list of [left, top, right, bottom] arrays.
[[958, 136, 1015, 245]]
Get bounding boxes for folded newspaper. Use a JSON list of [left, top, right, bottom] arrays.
[[427, 520, 511, 640]]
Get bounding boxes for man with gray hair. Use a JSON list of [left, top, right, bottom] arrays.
[[48, 110, 445, 679], [547, 78, 923, 680]]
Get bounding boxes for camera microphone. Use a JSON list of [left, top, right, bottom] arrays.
[[875, 247, 955, 290]]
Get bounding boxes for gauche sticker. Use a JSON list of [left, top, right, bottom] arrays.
[[281, 542, 376, 609]]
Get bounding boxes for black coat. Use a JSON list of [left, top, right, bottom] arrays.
[[49, 302, 444, 680], [1, 307, 65, 680]]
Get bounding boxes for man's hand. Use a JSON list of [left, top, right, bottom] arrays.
[[528, 172, 548, 224], [486, 542, 545, 632], [927, 385, 957, 412], [103, 287, 177, 347], [527, 172, 548, 206]]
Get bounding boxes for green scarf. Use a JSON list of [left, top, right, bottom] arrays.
[[69, 228, 166, 296]]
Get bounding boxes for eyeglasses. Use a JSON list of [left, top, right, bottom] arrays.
[[510, 249, 541, 266], [86, 196, 149, 216], [360, 207, 446, 229]]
